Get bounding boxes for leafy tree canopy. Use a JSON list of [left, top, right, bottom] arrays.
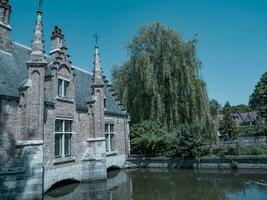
[[219, 102, 239, 139], [249, 72, 267, 121], [230, 104, 251, 113], [210, 99, 221, 116], [112, 23, 215, 139]]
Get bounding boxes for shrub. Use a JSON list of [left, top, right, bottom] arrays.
[[209, 144, 267, 156], [130, 121, 176, 156], [209, 145, 238, 156], [130, 121, 210, 158], [239, 124, 267, 137], [174, 123, 207, 158]]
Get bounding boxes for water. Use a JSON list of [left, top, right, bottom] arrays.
[[45, 169, 267, 200]]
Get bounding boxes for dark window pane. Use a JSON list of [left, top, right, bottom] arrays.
[[110, 124, 114, 133], [55, 120, 63, 132], [64, 134, 71, 157], [55, 134, 62, 157], [105, 134, 109, 152], [64, 81, 69, 98], [58, 79, 63, 97], [64, 120, 72, 132], [110, 134, 115, 151], [104, 98, 107, 108], [105, 124, 109, 133]]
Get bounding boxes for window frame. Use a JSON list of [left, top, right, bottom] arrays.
[[105, 124, 115, 152], [55, 119, 73, 158], [58, 78, 70, 98]]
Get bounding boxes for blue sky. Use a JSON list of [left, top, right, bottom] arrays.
[[11, 0, 267, 106]]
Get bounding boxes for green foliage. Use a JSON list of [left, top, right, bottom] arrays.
[[174, 123, 207, 158], [230, 104, 251, 113], [209, 99, 221, 116], [209, 144, 267, 156], [211, 101, 251, 115], [239, 124, 267, 137], [130, 121, 176, 156], [112, 23, 215, 144], [210, 145, 238, 156], [219, 102, 239, 139], [130, 121, 211, 158], [249, 72, 267, 121]]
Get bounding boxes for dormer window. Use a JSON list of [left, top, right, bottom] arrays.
[[58, 78, 69, 98]]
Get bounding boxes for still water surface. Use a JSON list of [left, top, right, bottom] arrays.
[[45, 169, 267, 200]]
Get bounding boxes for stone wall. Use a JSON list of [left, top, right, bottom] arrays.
[[43, 111, 129, 191], [43, 103, 89, 192], [0, 23, 11, 53], [125, 156, 267, 169], [105, 115, 129, 168], [0, 140, 43, 200], [0, 98, 21, 166], [105, 116, 129, 155], [106, 154, 127, 168], [44, 170, 132, 200]]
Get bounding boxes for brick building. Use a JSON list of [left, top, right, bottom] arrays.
[[0, 1, 130, 198]]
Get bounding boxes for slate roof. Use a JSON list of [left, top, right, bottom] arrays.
[[0, 42, 125, 115], [232, 112, 257, 124], [213, 112, 257, 127], [0, 43, 28, 98]]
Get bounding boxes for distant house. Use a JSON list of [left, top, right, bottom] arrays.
[[232, 112, 257, 126], [213, 111, 257, 127]]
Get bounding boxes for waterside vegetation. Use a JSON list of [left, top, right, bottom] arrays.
[[112, 22, 267, 158]]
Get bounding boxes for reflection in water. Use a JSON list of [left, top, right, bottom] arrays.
[[45, 169, 267, 200]]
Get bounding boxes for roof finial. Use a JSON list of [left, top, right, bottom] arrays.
[[38, 0, 44, 11], [93, 33, 100, 46], [92, 33, 104, 86]]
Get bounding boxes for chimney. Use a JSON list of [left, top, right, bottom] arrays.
[[0, 0, 12, 52], [50, 26, 65, 51]]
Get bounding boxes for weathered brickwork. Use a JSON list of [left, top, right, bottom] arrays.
[[0, 0, 11, 53], [0, 141, 43, 200], [44, 170, 132, 200], [0, 1, 130, 199]]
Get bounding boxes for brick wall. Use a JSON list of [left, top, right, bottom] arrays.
[[0, 141, 43, 200]]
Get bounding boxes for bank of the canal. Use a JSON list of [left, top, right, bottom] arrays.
[[124, 155, 267, 169]]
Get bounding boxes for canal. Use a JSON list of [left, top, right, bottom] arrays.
[[45, 169, 267, 200]]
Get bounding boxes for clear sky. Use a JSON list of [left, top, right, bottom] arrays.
[[10, 0, 267, 106]]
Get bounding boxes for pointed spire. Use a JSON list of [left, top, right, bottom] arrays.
[[27, 8, 46, 64], [94, 44, 102, 72], [92, 34, 104, 86]]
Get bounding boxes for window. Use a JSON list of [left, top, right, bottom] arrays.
[[105, 124, 115, 152], [0, 100, 3, 146], [0, 100, 1, 112], [58, 78, 69, 98], [104, 98, 107, 109], [55, 119, 72, 158]]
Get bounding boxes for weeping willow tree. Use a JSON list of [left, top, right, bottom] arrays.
[[112, 23, 215, 140]]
